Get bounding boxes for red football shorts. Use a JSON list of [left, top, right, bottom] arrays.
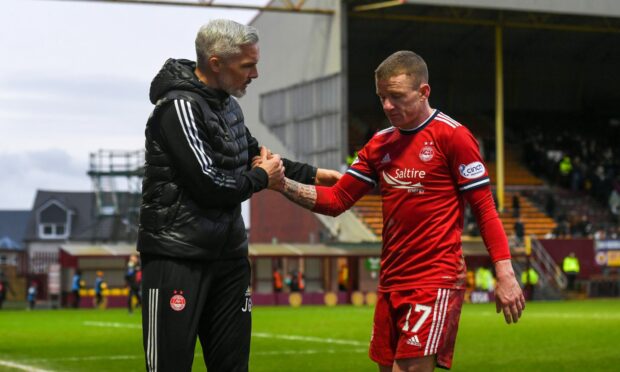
[[369, 288, 465, 369]]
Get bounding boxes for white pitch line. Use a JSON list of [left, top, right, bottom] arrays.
[[253, 348, 367, 356], [253, 332, 367, 346], [0, 359, 55, 372], [27, 349, 367, 363], [83, 321, 141, 329], [82, 322, 369, 347], [29, 355, 140, 362], [475, 312, 620, 320]]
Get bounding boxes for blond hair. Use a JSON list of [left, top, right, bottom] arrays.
[[375, 51, 428, 88]]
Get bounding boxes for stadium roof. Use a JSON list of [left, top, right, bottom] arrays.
[[250, 243, 379, 257], [60, 243, 138, 257], [401, 0, 620, 18]]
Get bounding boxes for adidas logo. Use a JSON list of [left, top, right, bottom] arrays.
[[406, 335, 421, 347], [381, 153, 391, 164]]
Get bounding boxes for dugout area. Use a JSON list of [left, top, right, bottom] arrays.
[[344, 2, 620, 152]]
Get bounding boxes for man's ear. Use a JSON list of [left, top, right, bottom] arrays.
[[419, 83, 431, 101], [208, 56, 221, 73]]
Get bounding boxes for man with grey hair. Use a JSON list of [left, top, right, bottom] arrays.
[[138, 19, 340, 372]]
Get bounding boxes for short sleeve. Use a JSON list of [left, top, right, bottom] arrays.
[[448, 127, 491, 192]]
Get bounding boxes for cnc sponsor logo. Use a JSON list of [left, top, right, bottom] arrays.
[[459, 161, 485, 179], [419, 141, 435, 162], [382, 170, 424, 193], [170, 290, 186, 311]]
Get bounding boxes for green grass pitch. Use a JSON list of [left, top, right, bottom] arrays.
[[0, 299, 619, 371]]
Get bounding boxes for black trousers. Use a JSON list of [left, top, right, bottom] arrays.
[[141, 254, 252, 372], [72, 290, 80, 308]]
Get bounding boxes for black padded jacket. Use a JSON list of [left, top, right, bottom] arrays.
[[137, 59, 316, 260]]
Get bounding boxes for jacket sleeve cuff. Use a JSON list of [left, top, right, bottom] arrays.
[[246, 167, 269, 192]]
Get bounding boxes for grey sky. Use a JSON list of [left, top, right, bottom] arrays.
[[0, 0, 259, 209]]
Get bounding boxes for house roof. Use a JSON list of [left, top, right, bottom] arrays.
[[24, 190, 139, 243], [0, 210, 31, 250]]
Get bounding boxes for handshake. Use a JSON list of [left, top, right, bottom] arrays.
[[252, 146, 285, 191], [251, 146, 342, 190]]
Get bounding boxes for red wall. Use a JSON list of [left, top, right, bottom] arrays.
[[539, 239, 603, 279], [250, 190, 324, 243]]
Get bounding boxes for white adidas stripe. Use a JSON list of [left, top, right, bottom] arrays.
[[424, 289, 442, 355], [147, 288, 159, 372], [425, 289, 449, 355], [173, 99, 236, 188], [175, 100, 210, 170], [435, 117, 458, 129], [437, 113, 461, 127], [431, 289, 449, 355], [431, 289, 450, 354], [402, 304, 413, 331]]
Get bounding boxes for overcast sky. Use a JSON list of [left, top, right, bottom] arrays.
[[0, 0, 260, 209]]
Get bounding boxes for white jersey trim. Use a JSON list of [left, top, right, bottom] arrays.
[[437, 113, 462, 127], [435, 117, 461, 129], [399, 109, 438, 132], [346, 169, 377, 186], [375, 127, 396, 136], [460, 177, 491, 191]]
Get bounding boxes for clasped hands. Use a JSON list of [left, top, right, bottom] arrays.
[[252, 146, 342, 190], [252, 146, 285, 190]]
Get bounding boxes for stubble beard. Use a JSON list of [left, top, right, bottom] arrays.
[[219, 76, 247, 98]]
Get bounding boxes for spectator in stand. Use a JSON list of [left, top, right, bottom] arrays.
[[559, 155, 572, 188], [27, 281, 37, 310], [571, 157, 585, 192], [521, 267, 539, 301], [94, 271, 106, 309], [0, 271, 15, 310], [514, 217, 525, 247], [512, 193, 521, 218], [125, 255, 142, 314], [273, 267, 283, 293], [556, 216, 571, 238], [562, 252, 580, 291], [71, 270, 83, 309], [572, 215, 593, 238], [609, 182, 620, 222], [591, 165, 607, 204], [545, 192, 556, 219], [492, 190, 499, 212], [289, 269, 300, 292], [474, 267, 494, 292], [338, 263, 349, 292]]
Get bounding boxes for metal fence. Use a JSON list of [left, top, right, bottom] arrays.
[[260, 74, 345, 170]]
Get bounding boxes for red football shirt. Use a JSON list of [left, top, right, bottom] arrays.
[[349, 110, 490, 291]]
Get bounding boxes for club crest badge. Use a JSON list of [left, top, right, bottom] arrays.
[[419, 146, 434, 162], [170, 290, 186, 311]]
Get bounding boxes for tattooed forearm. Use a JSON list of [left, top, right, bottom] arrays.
[[281, 178, 317, 210]]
